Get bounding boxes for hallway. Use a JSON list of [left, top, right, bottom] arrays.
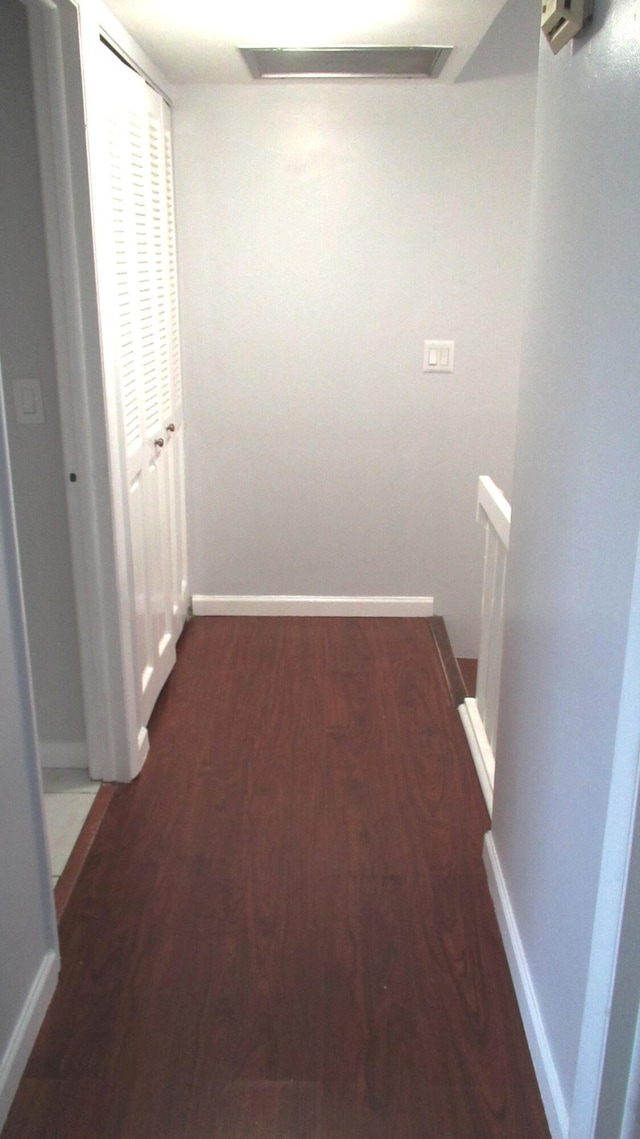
[[3, 617, 550, 1138]]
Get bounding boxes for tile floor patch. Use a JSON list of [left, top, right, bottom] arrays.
[[42, 768, 100, 795], [43, 793, 98, 875]]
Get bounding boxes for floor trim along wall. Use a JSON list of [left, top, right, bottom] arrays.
[[39, 741, 88, 769], [483, 833, 568, 1139], [0, 950, 58, 1133], [192, 596, 435, 618], [459, 698, 494, 816]]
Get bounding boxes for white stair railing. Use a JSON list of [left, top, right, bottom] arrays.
[[459, 476, 511, 817]]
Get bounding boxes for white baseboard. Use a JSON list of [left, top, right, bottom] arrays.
[[0, 950, 58, 1132], [459, 698, 495, 816], [483, 833, 569, 1139], [39, 740, 88, 769], [132, 725, 150, 781], [191, 595, 435, 618]]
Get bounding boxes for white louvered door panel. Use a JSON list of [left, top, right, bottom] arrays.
[[140, 82, 174, 714], [102, 59, 157, 729], [97, 45, 186, 737], [162, 100, 188, 633]]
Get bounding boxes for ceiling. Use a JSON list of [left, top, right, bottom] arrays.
[[101, 0, 516, 85]]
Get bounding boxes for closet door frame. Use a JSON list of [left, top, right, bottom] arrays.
[[94, 45, 183, 737], [25, 0, 183, 782]]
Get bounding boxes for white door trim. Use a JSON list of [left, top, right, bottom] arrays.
[[25, 0, 145, 781], [0, 951, 58, 1130], [568, 520, 640, 1138]]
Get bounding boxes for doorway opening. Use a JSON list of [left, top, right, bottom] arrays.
[[0, 0, 98, 880]]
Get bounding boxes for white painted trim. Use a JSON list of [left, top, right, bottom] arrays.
[[132, 727, 150, 781], [567, 519, 640, 1138], [39, 740, 88, 769], [27, 0, 142, 782], [192, 595, 435, 618], [459, 697, 494, 815], [0, 951, 58, 1133], [92, 0, 173, 98], [477, 475, 511, 550], [620, 1007, 640, 1139], [483, 833, 569, 1139]]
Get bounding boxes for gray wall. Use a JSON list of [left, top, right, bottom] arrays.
[[0, 0, 85, 748], [0, 360, 58, 1126], [494, 0, 640, 1122], [172, 53, 538, 656]]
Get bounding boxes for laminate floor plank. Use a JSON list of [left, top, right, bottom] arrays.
[[2, 617, 550, 1139]]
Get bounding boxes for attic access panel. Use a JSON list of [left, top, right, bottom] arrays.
[[238, 45, 453, 80]]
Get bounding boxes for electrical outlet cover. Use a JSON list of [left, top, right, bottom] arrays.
[[13, 379, 45, 424]]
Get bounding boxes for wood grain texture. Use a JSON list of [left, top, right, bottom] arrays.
[[3, 618, 550, 1139], [54, 784, 117, 923], [458, 658, 478, 698], [427, 615, 469, 707]]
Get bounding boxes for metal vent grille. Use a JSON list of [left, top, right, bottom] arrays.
[[238, 46, 453, 80]]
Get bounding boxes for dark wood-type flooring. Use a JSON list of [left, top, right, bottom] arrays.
[[457, 658, 478, 699], [4, 617, 550, 1139], [54, 784, 116, 924]]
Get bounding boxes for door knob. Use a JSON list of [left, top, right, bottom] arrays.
[[154, 437, 164, 448], [166, 423, 175, 433]]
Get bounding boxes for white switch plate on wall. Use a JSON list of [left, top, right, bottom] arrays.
[[423, 340, 455, 373], [13, 379, 45, 424]]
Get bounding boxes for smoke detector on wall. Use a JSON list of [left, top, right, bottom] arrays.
[[541, 0, 594, 54]]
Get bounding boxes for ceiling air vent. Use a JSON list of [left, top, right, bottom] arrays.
[[238, 46, 453, 80]]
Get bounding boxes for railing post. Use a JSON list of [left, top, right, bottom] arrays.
[[459, 476, 511, 817]]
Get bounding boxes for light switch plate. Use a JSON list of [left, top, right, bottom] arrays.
[[423, 340, 454, 374], [13, 379, 45, 424]]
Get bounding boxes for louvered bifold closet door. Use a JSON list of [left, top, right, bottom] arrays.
[[98, 45, 187, 734], [161, 98, 188, 634]]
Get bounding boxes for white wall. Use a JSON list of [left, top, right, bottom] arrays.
[[0, 0, 86, 751], [172, 52, 537, 655], [491, 0, 640, 1133]]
